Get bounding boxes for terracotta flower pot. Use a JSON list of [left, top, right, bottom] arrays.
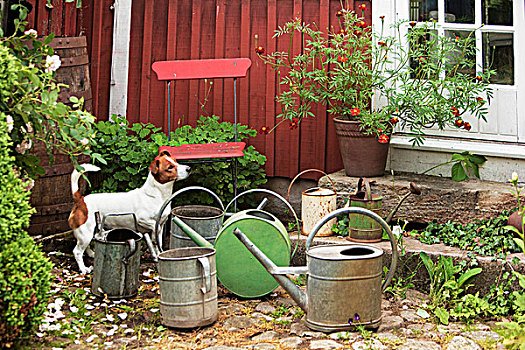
[[333, 118, 389, 177]]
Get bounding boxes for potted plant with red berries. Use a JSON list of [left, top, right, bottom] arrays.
[[255, 4, 493, 177]]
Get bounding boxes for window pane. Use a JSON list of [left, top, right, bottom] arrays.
[[445, 0, 475, 23], [409, 0, 438, 22], [409, 29, 439, 79], [483, 32, 514, 85], [444, 30, 476, 77], [482, 0, 513, 26]]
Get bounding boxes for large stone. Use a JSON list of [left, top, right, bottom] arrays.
[[320, 171, 521, 225], [223, 316, 257, 331], [352, 339, 387, 350], [252, 331, 280, 341], [255, 302, 276, 314], [398, 339, 441, 350], [279, 337, 304, 347], [400, 310, 421, 323], [446, 336, 482, 350], [309, 339, 344, 349], [377, 316, 404, 332], [463, 330, 501, 343], [289, 322, 324, 338]]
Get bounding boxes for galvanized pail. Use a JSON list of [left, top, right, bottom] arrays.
[[92, 228, 142, 299], [348, 178, 383, 242], [170, 205, 224, 249], [287, 169, 337, 237], [158, 247, 218, 328]]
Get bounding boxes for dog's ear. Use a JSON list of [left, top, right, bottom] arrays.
[[150, 159, 160, 175], [159, 150, 171, 157]]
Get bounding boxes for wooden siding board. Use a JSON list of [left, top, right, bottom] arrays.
[[126, 0, 145, 124], [165, 0, 178, 132], [238, 0, 250, 126], [63, 0, 78, 36], [139, 0, 154, 124], [50, 0, 63, 35], [26, 0, 37, 30], [264, 0, 277, 176], [188, 0, 202, 125], [37, 0, 49, 35], [213, 0, 226, 118]]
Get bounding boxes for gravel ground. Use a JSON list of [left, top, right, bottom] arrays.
[[27, 252, 507, 350]]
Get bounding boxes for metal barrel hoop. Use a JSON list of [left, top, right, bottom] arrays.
[[224, 188, 302, 260], [305, 207, 398, 292], [154, 186, 225, 253], [286, 168, 338, 203]]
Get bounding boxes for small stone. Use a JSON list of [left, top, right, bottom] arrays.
[[280, 337, 303, 347], [244, 344, 276, 350], [405, 289, 429, 303], [255, 302, 276, 314], [446, 336, 482, 350], [276, 297, 295, 307], [204, 347, 245, 350], [381, 299, 391, 309], [290, 322, 309, 336], [251, 312, 274, 322], [398, 328, 415, 337], [437, 323, 463, 334], [376, 333, 401, 342], [377, 315, 404, 332], [220, 303, 245, 316], [398, 339, 441, 350], [329, 331, 359, 342], [223, 316, 257, 331], [309, 339, 344, 349], [464, 330, 501, 343], [400, 310, 421, 323], [407, 323, 435, 332], [252, 331, 279, 341], [352, 339, 387, 350]]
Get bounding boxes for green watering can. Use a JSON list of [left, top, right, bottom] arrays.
[[153, 186, 300, 298]]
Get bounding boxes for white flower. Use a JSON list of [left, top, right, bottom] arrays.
[[6, 115, 13, 132], [80, 138, 89, 146], [69, 305, 79, 313], [106, 314, 115, 322], [85, 335, 98, 343], [45, 55, 61, 73], [511, 172, 519, 182], [24, 29, 37, 36], [117, 312, 127, 320], [392, 225, 403, 238]]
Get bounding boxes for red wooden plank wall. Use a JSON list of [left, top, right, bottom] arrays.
[[25, 0, 113, 119], [27, 0, 371, 179]]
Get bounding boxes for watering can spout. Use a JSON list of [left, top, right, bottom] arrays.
[[232, 228, 308, 312]]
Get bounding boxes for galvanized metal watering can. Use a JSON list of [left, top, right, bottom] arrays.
[[233, 207, 399, 332], [287, 169, 338, 237], [92, 213, 142, 299], [153, 187, 300, 298]]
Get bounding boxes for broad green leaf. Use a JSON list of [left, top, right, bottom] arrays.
[[419, 252, 435, 280], [416, 308, 430, 319], [451, 163, 467, 182], [457, 267, 482, 288], [434, 307, 449, 325]]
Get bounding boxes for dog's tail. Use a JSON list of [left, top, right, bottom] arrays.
[[71, 164, 100, 199]]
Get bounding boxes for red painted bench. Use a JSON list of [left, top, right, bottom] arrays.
[[152, 58, 252, 198]]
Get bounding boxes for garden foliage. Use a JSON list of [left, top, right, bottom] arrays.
[[0, 116, 53, 347], [89, 115, 266, 205]]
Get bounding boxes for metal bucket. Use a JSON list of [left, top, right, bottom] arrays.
[[170, 205, 224, 249], [307, 244, 384, 331], [348, 178, 383, 242], [158, 247, 217, 328], [92, 228, 142, 299], [287, 169, 337, 237]]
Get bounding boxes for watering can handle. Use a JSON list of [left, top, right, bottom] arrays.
[[305, 207, 398, 292], [286, 168, 338, 203], [123, 239, 137, 263], [100, 213, 140, 236], [197, 257, 212, 294], [224, 188, 302, 261], [356, 178, 373, 201], [154, 186, 225, 252]]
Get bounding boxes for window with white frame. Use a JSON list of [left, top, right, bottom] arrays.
[[409, 0, 514, 85], [377, 0, 525, 144]]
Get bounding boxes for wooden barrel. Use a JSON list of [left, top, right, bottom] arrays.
[[49, 36, 93, 112], [28, 36, 92, 236]]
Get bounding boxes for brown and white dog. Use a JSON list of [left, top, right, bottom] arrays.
[[68, 152, 190, 274]]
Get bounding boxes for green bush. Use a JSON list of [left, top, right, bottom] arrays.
[[0, 115, 53, 347], [90, 115, 267, 205]]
